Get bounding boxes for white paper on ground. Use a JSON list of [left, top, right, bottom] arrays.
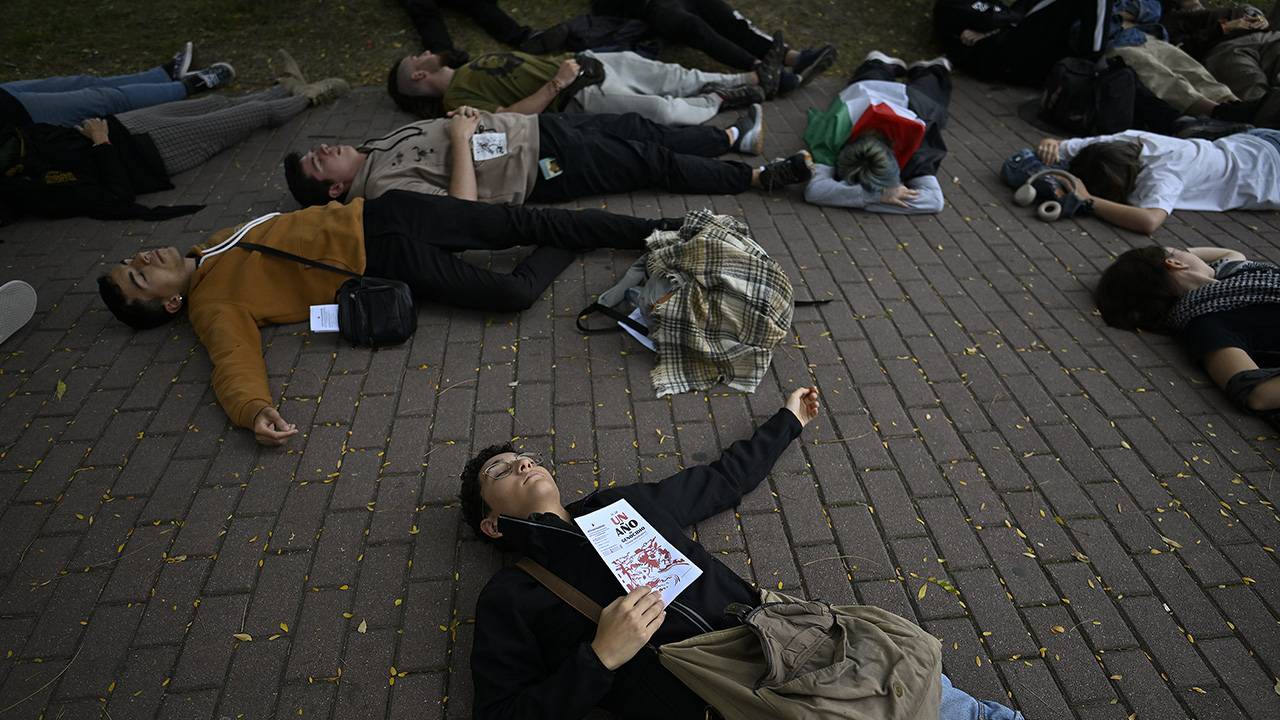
[[621, 308, 656, 352], [574, 499, 702, 606], [309, 304, 340, 333]]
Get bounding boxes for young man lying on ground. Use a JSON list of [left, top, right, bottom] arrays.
[[460, 386, 1027, 719], [802, 51, 952, 213], [1095, 246, 1280, 426], [96, 193, 668, 446], [283, 105, 813, 206], [1035, 128, 1280, 234], [386, 42, 785, 126]]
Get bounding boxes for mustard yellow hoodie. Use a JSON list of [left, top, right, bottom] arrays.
[[186, 200, 366, 429]]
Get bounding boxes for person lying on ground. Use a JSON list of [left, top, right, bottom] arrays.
[[402, 0, 532, 59], [1034, 128, 1280, 234], [802, 52, 952, 214], [283, 104, 813, 207], [386, 43, 785, 126], [1, 51, 346, 225], [932, 0, 1110, 86], [96, 192, 671, 446], [460, 385, 1027, 719], [1163, 0, 1280, 123], [590, 0, 836, 91], [1095, 245, 1280, 426], [0, 42, 234, 129]]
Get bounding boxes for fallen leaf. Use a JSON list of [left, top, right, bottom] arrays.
[[358, 619, 368, 634], [233, 633, 252, 642], [280, 622, 290, 633], [55, 379, 67, 400], [917, 583, 927, 600], [1051, 625, 1066, 634]]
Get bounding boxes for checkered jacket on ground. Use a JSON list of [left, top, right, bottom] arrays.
[[646, 209, 794, 396]]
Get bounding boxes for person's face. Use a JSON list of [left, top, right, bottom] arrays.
[[107, 247, 190, 311], [477, 451, 561, 539], [300, 144, 363, 198]]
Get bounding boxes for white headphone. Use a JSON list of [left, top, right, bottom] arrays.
[[1014, 169, 1082, 222]]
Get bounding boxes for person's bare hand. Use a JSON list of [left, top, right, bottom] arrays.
[[1036, 137, 1062, 165], [253, 406, 298, 446], [590, 587, 665, 670], [79, 118, 110, 145], [552, 59, 581, 90], [447, 106, 482, 141], [879, 184, 920, 207], [784, 386, 820, 427]]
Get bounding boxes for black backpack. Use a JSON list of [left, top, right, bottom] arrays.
[[1041, 56, 1137, 135]]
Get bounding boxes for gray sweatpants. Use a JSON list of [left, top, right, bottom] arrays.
[[570, 51, 752, 126], [116, 85, 308, 175]]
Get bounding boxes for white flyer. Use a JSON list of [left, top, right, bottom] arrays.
[[620, 308, 655, 352], [309, 304, 340, 333], [574, 499, 702, 606], [471, 131, 508, 161]]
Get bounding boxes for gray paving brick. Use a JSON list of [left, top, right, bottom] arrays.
[[285, 588, 350, 682], [1023, 605, 1117, 707], [1103, 649, 1192, 720], [1118, 595, 1217, 688], [170, 592, 249, 691]]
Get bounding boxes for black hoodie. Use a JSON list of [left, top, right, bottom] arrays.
[[471, 408, 803, 720]]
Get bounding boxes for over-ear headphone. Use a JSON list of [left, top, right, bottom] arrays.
[[1014, 169, 1085, 221]]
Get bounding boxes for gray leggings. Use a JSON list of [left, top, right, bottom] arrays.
[[116, 85, 308, 175]]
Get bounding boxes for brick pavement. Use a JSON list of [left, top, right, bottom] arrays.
[[0, 72, 1278, 720]]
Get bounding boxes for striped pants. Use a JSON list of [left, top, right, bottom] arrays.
[[116, 85, 308, 175]]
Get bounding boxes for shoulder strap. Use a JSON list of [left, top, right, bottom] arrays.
[[236, 240, 360, 278], [514, 557, 603, 624], [576, 302, 650, 336]]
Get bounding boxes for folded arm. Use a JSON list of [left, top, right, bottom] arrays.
[[804, 165, 944, 214]]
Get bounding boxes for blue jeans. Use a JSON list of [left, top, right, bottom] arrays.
[[1, 68, 186, 127], [941, 674, 1025, 720], [1246, 128, 1280, 157]]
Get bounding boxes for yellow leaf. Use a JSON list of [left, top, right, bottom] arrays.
[[917, 583, 927, 600], [394, 598, 403, 607], [280, 622, 290, 633], [233, 633, 253, 642], [1051, 625, 1066, 634], [55, 379, 67, 401], [358, 619, 368, 634]]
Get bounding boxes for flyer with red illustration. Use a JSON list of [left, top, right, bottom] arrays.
[[575, 499, 702, 606]]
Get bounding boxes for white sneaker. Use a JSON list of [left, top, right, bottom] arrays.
[[909, 56, 953, 73], [0, 280, 37, 346], [864, 50, 907, 73], [731, 103, 765, 156]]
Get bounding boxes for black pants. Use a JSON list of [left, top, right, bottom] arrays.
[[1132, 79, 1184, 133], [528, 112, 752, 203], [594, 0, 772, 70], [406, 0, 530, 51], [362, 191, 659, 311], [850, 60, 952, 180], [962, 0, 1112, 85]]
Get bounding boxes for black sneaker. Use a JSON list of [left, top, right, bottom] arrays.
[[793, 45, 837, 87], [702, 82, 765, 110], [730, 103, 765, 155], [182, 62, 236, 94], [164, 41, 195, 81], [1172, 116, 1253, 140], [755, 32, 786, 100], [758, 150, 813, 191], [1211, 96, 1264, 122], [777, 70, 800, 97]]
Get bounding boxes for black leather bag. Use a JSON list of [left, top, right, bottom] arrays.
[[1041, 56, 1136, 135], [236, 242, 416, 348]]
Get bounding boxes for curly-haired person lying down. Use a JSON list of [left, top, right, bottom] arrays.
[[1096, 245, 1280, 426]]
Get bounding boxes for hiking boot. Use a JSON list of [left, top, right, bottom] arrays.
[[863, 50, 907, 76], [908, 56, 952, 74], [758, 150, 813, 191], [182, 62, 236, 94], [0, 280, 37, 347], [730, 103, 765, 155], [755, 32, 786, 100], [164, 41, 195, 80], [275, 49, 307, 95], [1172, 116, 1253, 140], [702, 82, 765, 110], [302, 77, 351, 105], [793, 45, 837, 87]]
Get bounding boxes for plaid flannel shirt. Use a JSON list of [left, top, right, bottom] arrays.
[[645, 210, 794, 396]]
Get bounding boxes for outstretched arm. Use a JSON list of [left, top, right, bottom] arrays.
[[1087, 196, 1169, 234], [1187, 247, 1247, 263]]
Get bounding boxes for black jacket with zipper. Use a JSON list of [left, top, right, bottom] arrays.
[[471, 408, 803, 720]]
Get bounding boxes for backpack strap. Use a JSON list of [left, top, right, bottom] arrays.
[[515, 557, 603, 624], [576, 302, 650, 336], [236, 240, 361, 278]]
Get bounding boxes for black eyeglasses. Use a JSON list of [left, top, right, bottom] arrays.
[[483, 452, 543, 481]]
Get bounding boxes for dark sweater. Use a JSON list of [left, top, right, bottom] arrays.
[[471, 409, 803, 720]]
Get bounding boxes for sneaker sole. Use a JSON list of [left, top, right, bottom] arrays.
[[797, 47, 837, 88], [175, 41, 194, 79], [0, 280, 37, 346]]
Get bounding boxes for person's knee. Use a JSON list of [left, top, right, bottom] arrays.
[[491, 283, 540, 312]]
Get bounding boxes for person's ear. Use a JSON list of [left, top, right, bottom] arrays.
[[164, 294, 184, 314], [328, 181, 347, 199], [1164, 256, 1189, 271], [479, 515, 503, 540]]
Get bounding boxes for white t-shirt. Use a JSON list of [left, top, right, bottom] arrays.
[[1059, 130, 1280, 215]]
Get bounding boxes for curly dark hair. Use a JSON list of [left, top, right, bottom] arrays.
[[283, 152, 338, 207], [1094, 246, 1179, 331], [386, 58, 445, 119], [96, 274, 178, 330], [459, 442, 515, 543]]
